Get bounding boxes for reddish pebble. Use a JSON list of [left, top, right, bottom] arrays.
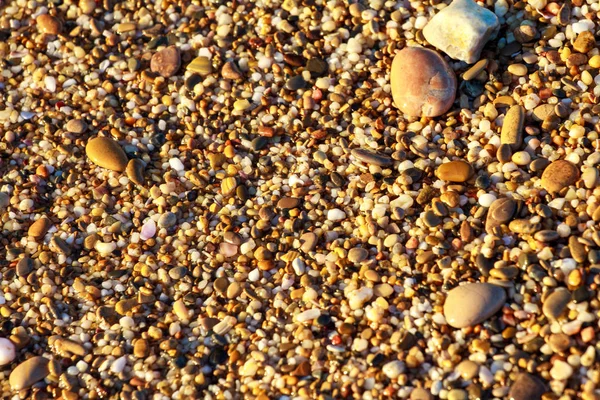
[[581, 326, 595, 343], [390, 47, 457, 117], [150, 46, 181, 78]]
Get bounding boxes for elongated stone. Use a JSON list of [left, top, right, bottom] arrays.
[[9, 356, 50, 390], [501, 105, 524, 150], [437, 160, 473, 182]]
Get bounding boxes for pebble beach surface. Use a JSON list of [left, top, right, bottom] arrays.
[[2, 0, 600, 399]]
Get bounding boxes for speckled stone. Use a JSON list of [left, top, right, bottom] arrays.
[[541, 160, 580, 194], [508, 373, 547, 400], [390, 47, 457, 117], [150, 46, 181, 78]]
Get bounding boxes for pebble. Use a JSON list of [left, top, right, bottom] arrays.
[[573, 31, 596, 53], [221, 61, 243, 79], [501, 105, 524, 150], [410, 388, 434, 400], [187, 56, 212, 75], [351, 148, 394, 167], [36, 14, 62, 35], [65, 119, 87, 134], [423, 0, 500, 63], [28, 217, 51, 239], [444, 283, 506, 328], [348, 248, 369, 263], [0, 338, 16, 366], [436, 160, 473, 182], [550, 360, 573, 380], [150, 46, 181, 78], [390, 47, 457, 117], [485, 197, 517, 233], [456, 360, 480, 380], [543, 288, 571, 320], [286, 75, 306, 91], [85, 137, 128, 172], [532, 104, 555, 121], [463, 59, 488, 81], [16, 256, 34, 277], [508, 373, 547, 400], [382, 360, 405, 379], [541, 160, 579, 193], [9, 356, 50, 390], [327, 208, 346, 222], [300, 232, 317, 252], [126, 159, 145, 186]]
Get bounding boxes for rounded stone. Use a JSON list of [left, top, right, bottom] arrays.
[[65, 119, 87, 134], [390, 47, 457, 117], [508, 373, 547, 400], [28, 217, 52, 239], [36, 14, 62, 35], [9, 356, 50, 390], [126, 159, 145, 186], [0, 337, 16, 366], [541, 160, 579, 193], [437, 160, 474, 182], [444, 283, 506, 328], [150, 46, 181, 78], [542, 288, 571, 320], [348, 248, 369, 263], [86, 137, 128, 172]]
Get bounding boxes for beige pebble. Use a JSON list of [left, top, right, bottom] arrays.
[[86, 137, 128, 172]]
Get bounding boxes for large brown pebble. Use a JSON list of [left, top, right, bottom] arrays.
[[540, 160, 579, 193], [390, 47, 457, 117], [29, 217, 52, 239], [150, 46, 181, 78], [86, 137, 128, 172], [36, 14, 62, 35], [573, 31, 596, 53], [437, 160, 474, 182], [9, 356, 50, 390], [508, 373, 547, 400]]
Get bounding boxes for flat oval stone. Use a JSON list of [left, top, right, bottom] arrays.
[[508, 373, 547, 400], [16, 257, 34, 277], [65, 119, 87, 134], [150, 46, 181, 78], [541, 160, 579, 193], [221, 61, 243, 80], [501, 105, 524, 150], [277, 197, 300, 210], [9, 356, 50, 390], [300, 232, 317, 253], [391, 47, 457, 117], [86, 137, 128, 172], [437, 160, 474, 182], [126, 159, 145, 186], [444, 283, 506, 328], [486, 197, 517, 233], [542, 288, 571, 320], [348, 248, 369, 263], [28, 217, 52, 239], [351, 148, 394, 167], [187, 56, 212, 75]]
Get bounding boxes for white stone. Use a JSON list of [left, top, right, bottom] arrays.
[[382, 360, 405, 379], [292, 258, 305, 275], [295, 308, 321, 323], [111, 356, 127, 374], [0, 338, 16, 366], [95, 242, 116, 255], [347, 287, 373, 310], [550, 360, 573, 380], [327, 208, 346, 222], [423, 0, 500, 63], [479, 193, 496, 207]]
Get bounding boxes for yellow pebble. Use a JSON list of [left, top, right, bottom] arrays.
[[589, 55, 600, 68]]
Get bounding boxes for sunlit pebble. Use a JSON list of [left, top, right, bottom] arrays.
[[0, 338, 16, 366], [140, 219, 156, 240]]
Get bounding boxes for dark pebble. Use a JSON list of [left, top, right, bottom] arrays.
[[306, 58, 328, 75], [423, 211, 442, 228], [286, 75, 306, 90], [351, 148, 394, 167], [16, 257, 34, 277], [476, 253, 494, 277], [573, 287, 591, 303]]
